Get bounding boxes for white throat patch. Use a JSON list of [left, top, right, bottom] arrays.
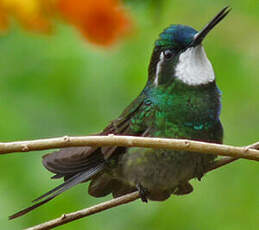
[[175, 45, 215, 85]]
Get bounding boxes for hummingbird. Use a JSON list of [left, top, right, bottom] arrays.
[[10, 6, 230, 219]]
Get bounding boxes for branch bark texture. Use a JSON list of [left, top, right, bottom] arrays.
[[0, 135, 258, 161], [25, 191, 140, 230]]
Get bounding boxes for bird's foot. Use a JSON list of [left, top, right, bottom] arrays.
[[136, 184, 149, 203]]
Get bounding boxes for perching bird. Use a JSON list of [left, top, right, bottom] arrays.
[[10, 6, 230, 219]]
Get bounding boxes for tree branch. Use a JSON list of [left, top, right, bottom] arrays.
[[0, 135, 258, 161], [25, 191, 140, 230], [1, 136, 253, 229]]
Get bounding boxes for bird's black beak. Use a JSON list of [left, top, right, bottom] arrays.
[[191, 6, 231, 46]]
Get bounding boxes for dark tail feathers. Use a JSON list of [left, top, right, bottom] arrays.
[[9, 163, 105, 220]]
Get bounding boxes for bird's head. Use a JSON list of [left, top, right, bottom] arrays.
[[148, 6, 231, 87]]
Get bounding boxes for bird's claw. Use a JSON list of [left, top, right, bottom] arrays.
[[136, 184, 148, 203]]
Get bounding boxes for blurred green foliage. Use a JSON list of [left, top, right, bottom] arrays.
[[0, 0, 258, 229]]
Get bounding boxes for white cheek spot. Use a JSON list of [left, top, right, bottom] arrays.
[[175, 45, 215, 85], [154, 52, 164, 86]]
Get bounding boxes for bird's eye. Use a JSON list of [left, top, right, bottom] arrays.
[[163, 49, 173, 59]]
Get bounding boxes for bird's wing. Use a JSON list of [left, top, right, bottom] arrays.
[[43, 93, 148, 179], [10, 93, 151, 219]]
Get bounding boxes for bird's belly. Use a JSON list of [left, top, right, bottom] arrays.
[[115, 147, 208, 201]]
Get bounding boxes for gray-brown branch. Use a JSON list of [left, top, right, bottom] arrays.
[[25, 191, 140, 230], [0, 135, 258, 161]]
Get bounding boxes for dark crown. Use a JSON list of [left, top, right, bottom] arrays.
[[155, 25, 197, 49]]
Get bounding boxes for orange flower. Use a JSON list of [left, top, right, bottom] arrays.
[[0, 0, 133, 46], [58, 0, 133, 46]]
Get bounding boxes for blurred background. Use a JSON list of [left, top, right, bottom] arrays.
[[0, 0, 258, 229]]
